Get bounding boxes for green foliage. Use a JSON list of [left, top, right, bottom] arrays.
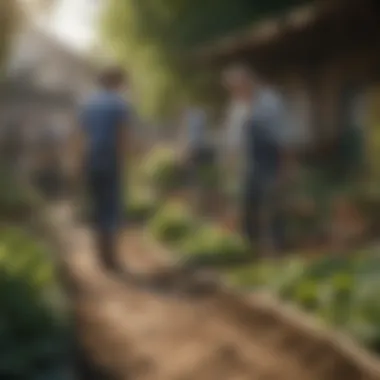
[[0, 168, 42, 221], [100, 0, 309, 118], [228, 252, 380, 352], [0, 227, 68, 379], [143, 147, 183, 194], [293, 279, 319, 311], [181, 224, 247, 258], [270, 258, 307, 299], [126, 187, 158, 223], [197, 163, 220, 189], [228, 263, 277, 288], [149, 201, 196, 244]]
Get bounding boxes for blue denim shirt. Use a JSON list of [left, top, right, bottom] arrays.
[[80, 90, 129, 173]]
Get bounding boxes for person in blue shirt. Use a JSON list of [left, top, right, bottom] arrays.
[[78, 67, 130, 272], [222, 63, 295, 256]]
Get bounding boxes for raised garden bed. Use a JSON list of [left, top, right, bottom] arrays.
[[226, 252, 380, 354]]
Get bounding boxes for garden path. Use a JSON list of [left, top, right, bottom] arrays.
[[47, 203, 380, 380]]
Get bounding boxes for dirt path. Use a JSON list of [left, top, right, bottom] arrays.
[[47, 203, 380, 380]]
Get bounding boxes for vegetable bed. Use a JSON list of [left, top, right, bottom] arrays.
[[146, 200, 251, 267], [227, 251, 380, 353], [0, 226, 70, 379]]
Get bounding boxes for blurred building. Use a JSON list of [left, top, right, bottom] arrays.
[[7, 22, 95, 99], [0, 22, 96, 172], [196, 0, 380, 165], [1, 21, 95, 123]]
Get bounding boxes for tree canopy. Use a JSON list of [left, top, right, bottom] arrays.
[[101, 0, 309, 120]]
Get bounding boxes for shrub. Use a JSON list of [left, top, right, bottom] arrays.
[[197, 163, 220, 189], [181, 224, 248, 258], [227, 262, 277, 289], [0, 227, 68, 379], [271, 258, 307, 299], [318, 273, 354, 326], [143, 147, 183, 193], [0, 169, 42, 221], [126, 188, 158, 223], [293, 279, 320, 311], [149, 202, 196, 244]]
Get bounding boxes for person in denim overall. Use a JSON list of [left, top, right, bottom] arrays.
[[223, 64, 294, 256]]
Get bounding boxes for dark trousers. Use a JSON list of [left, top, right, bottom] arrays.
[[87, 169, 122, 268], [241, 172, 285, 252], [87, 169, 122, 234]]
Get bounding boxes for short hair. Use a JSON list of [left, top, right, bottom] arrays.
[[98, 66, 126, 88]]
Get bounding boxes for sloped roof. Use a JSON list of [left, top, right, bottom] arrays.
[[194, 0, 342, 63]]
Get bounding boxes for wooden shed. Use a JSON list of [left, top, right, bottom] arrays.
[[195, 0, 380, 163]]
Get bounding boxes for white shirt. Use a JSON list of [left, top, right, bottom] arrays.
[[224, 100, 251, 151]]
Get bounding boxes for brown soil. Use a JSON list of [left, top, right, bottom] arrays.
[[47, 203, 380, 380]]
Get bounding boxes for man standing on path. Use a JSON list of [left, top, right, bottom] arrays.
[[77, 67, 131, 272], [222, 63, 295, 256]]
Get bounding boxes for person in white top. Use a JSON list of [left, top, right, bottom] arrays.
[[222, 63, 296, 256]]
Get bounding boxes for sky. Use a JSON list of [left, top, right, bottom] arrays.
[[48, 0, 100, 51]]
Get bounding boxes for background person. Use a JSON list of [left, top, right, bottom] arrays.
[[222, 63, 296, 256], [76, 66, 131, 273]]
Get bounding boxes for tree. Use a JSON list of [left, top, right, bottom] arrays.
[[101, 0, 308, 120]]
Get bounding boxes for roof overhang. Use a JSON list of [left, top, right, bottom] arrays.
[[192, 0, 352, 66]]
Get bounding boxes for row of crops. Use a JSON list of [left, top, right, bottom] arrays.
[[127, 147, 380, 354], [130, 146, 380, 244], [228, 253, 380, 353], [126, 148, 249, 263], [0, 168, 70, 379]]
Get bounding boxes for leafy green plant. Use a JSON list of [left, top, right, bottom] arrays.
[[149, 201, 196, 244], [181, 224, 247, 258], [271, 258, 307, 299], [0, 227, 68, 379], [126, 188, 158, 223], [227, 262, 277, 289], [317, 273, 354, 326], [303, 256, 350, 280], [293, 279, 320, 311], [143, 148, 184, 194], [227, 250, 380, 353], [197, 163, 220, 189], [0, 168, 42, 221]]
